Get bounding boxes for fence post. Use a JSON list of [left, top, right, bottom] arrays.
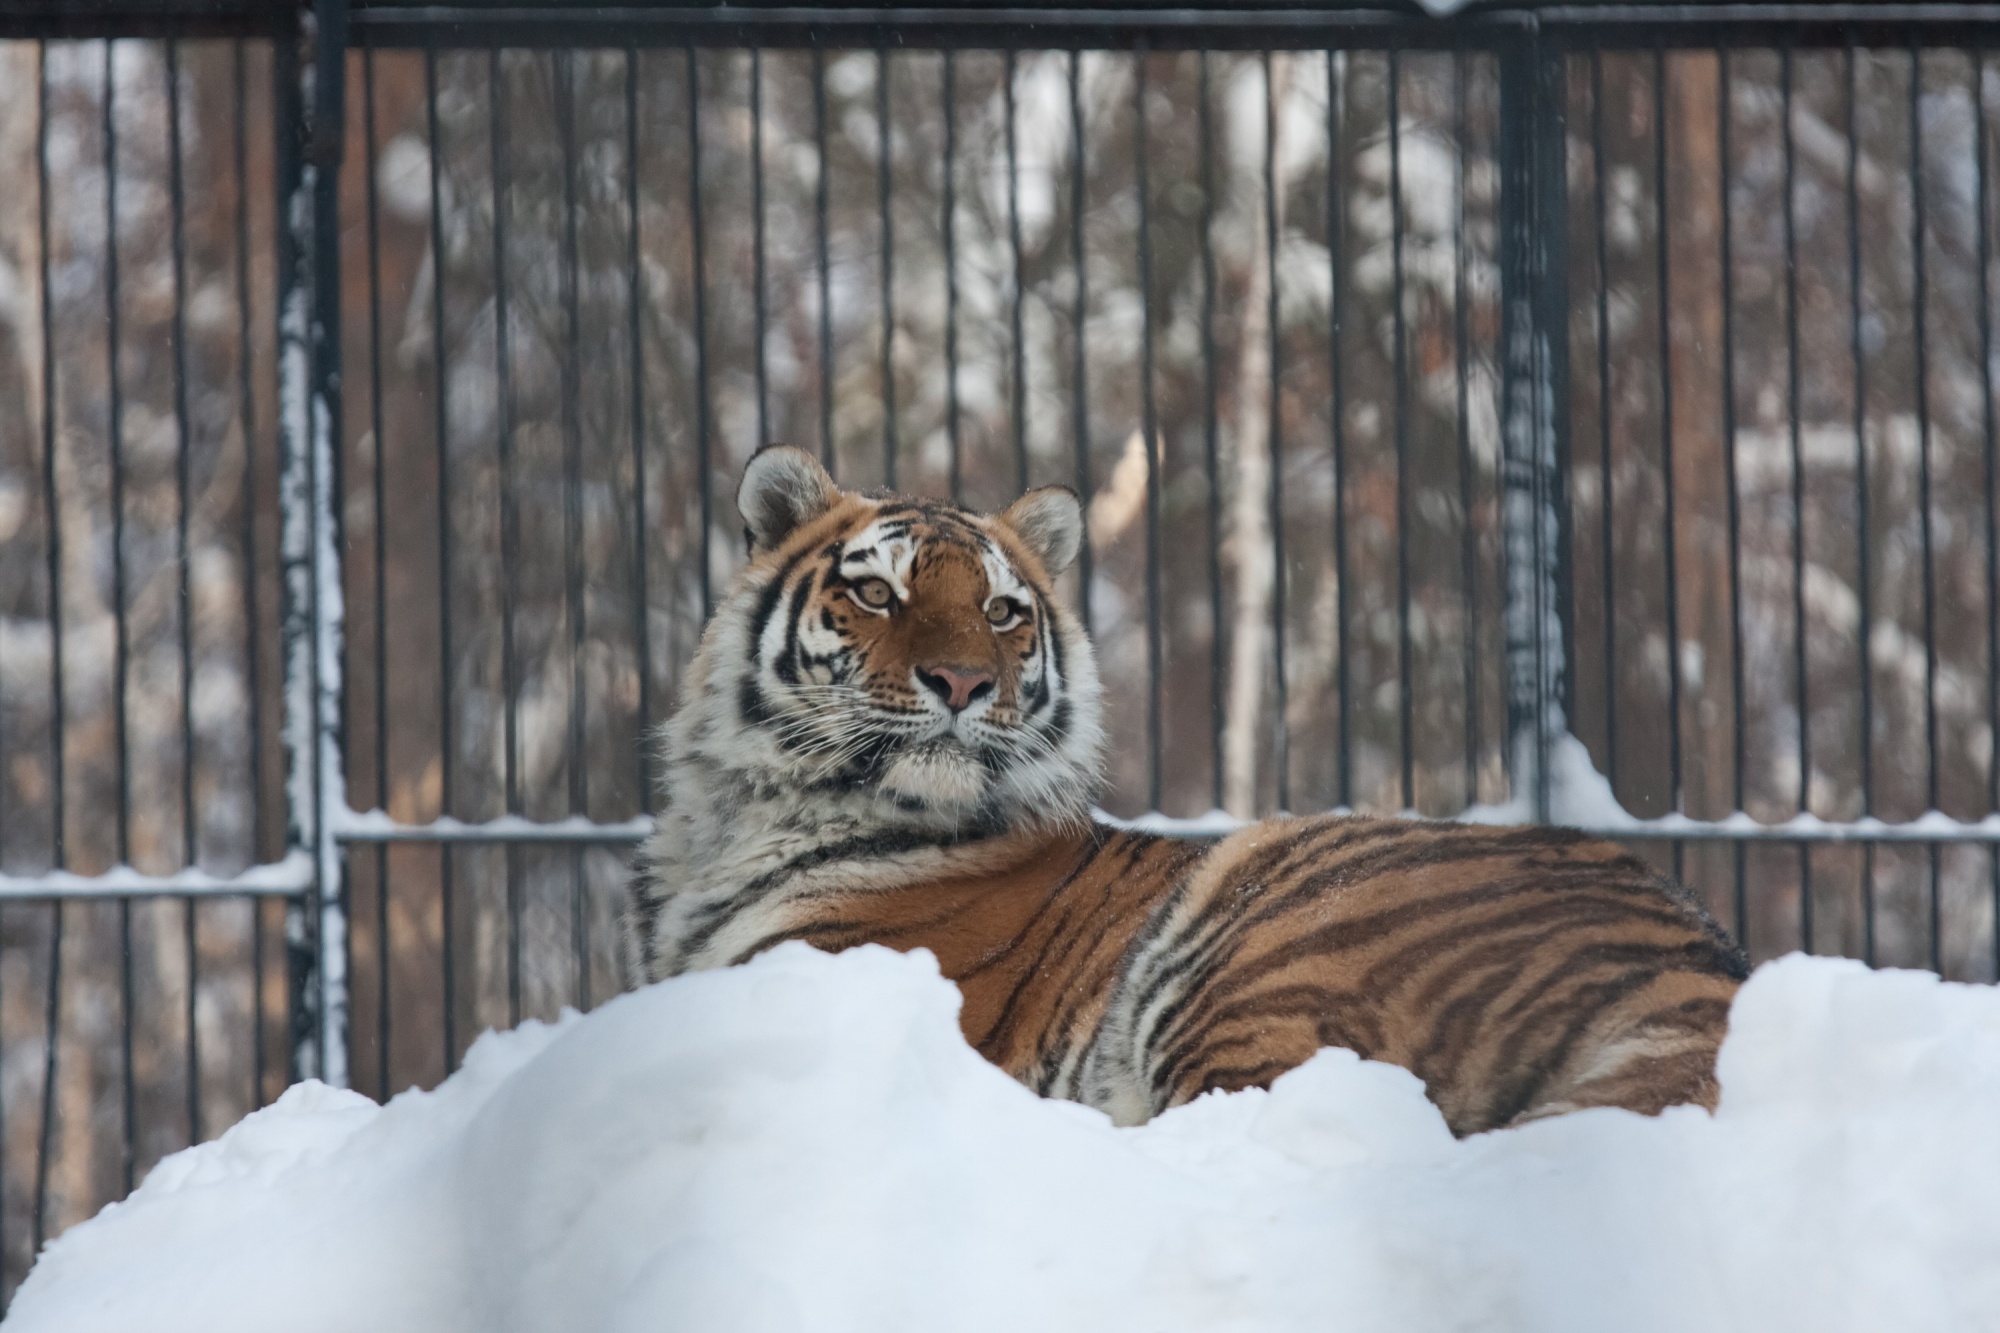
[[1497, 25, 1572, 823], [277, 0, 350, 1088]]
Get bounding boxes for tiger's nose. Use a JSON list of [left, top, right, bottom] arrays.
[[916, 665, 996, 712]]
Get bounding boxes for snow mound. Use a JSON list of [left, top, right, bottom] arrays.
[[9, 944, 2000, 1333]]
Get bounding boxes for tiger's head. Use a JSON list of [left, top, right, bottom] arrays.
[[666, 445, 1103, 837]]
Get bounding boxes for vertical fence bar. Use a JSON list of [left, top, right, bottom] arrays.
[[1781, 43, 1812, 951], [31, 38, 64, 1257], [1389, 47, 1414, 810], [308, 0, 350, 1087], [877, 48, 897, 487], [687, 44, 714, 614], [1069, 50, 1093, 634], [942, 52, 962, 503], [422, 44, 459, 1070], [1976, 49, 2000, 979], [1909, 42, 1943, 974], [813, 47, 833, 473], [1201, 52, 1225, 812], [751, 48, 769, 448], [1848, 37, 1877, 964], [277, 10, 314, 1085], [236, 40, 270, 1106], [165, 37, 204, 1144], [1590, 44, 1618, 798], [1327, 48, 1353, 810], [1263, 51, 1289, 812], [1454, 46, 1479, 806], [555, 51, 589, 1009], [1718, 44, 1750, 943], [361, 46, 390, 1095], [1135, 48, 1164, 811], [277, 0, 349, 1088], [1653, 46, 1683, 875], [1006, 50, 1027, 493], [103, 38, 138, 1194], [626, 49, 652, 812], [488, 48, 523, 1031], [1497, 31, 1571, 822]]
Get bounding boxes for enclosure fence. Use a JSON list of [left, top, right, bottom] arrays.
[[2, 0, 2000, 1302]]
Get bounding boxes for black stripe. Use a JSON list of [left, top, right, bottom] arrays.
[[979, 831, 1141, 1054], [739, 546, 818, 729], [680, 827, 974, 961], [1134, 859, 1713, 1080]]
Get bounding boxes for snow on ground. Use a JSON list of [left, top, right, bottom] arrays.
[[9, 943, 2000, 1333]]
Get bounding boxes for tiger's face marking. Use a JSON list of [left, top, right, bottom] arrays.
[[708, 446, 1101, 833]]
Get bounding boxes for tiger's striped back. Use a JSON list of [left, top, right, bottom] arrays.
[[625, 448, 1747, 1137], [755, 818, 1744, 1135]]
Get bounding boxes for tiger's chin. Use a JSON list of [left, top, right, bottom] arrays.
[[878, 740, 989, 820]]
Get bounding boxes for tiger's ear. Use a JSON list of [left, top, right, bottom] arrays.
[[998, 486, 1084, 578], [738, 445, 840, 554]]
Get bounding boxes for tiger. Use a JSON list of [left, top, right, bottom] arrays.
[[623, 445, 1749, 1136]]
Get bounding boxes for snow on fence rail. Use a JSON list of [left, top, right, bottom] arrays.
[[5, 0, 2000, 1311]]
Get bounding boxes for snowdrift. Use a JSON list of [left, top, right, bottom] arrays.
[[9, 942, 2000, 1333]]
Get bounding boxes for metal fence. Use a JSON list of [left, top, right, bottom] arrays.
[[3, 0, 2000, 1305]]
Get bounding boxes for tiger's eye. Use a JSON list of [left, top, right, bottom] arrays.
[[853, 577, 895, 609], [985, 598, 1018, 626]]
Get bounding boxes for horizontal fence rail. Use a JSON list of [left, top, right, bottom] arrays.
[[5, 0, 2000, 1311]]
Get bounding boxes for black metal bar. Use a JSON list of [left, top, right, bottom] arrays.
[[1201, 51, 1224, 811], [311, 0, 352, 1089], [1910, 41, 1941, 973], [275, 13, 319, 1087], [35, 32, 64, 907], [348, 5, 1501, 52], [1541, 32, 1574, 822], [103, 36, 139, 1194], [30, 899, 59, 1255], [1591, 44, 1618, 798], [423, 43, 459, 1071], [165, 37, 204, 1148], [1780, 42, 1813, 951], [1497, 31, 1568, 824], [1389, 46, 1413, 809], [1976, 48, 2000, 979], [1264, 49, 1289, 812], [878, 47, 897, 487], [31, 37, 64, 1261], [1454, 45, 1478, 806], [752, 46, 770, 448], [1069, 50, 1093, 633], [1718, 43, 1749, 943], [341, 3, 2000, 55], [626, 49, 652, 813], [1847, 35, 1876, 964], [557, 49, 589, 1010], [1653, 45, 1684, 865], [814, 47, 834, 474], [1006, 49, 1027, 494], [942, 51, 962, 503], [102, 43, 130, 840], [1327, 46, 1352, 809], [1135, 48, 1164, 811], [234, 35, 266, 1109], [362, 44, 391, 1098], [688, 43, 715, 614], [488, 47, 523, 1030]]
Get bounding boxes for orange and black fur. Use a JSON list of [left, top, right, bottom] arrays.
[[624, 446, 1748, 1136]]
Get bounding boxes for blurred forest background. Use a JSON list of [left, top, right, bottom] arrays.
[[1, 29, 1999, 1288]]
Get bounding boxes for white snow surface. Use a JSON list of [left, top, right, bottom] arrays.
[[10, 943, 2000, 1333]]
